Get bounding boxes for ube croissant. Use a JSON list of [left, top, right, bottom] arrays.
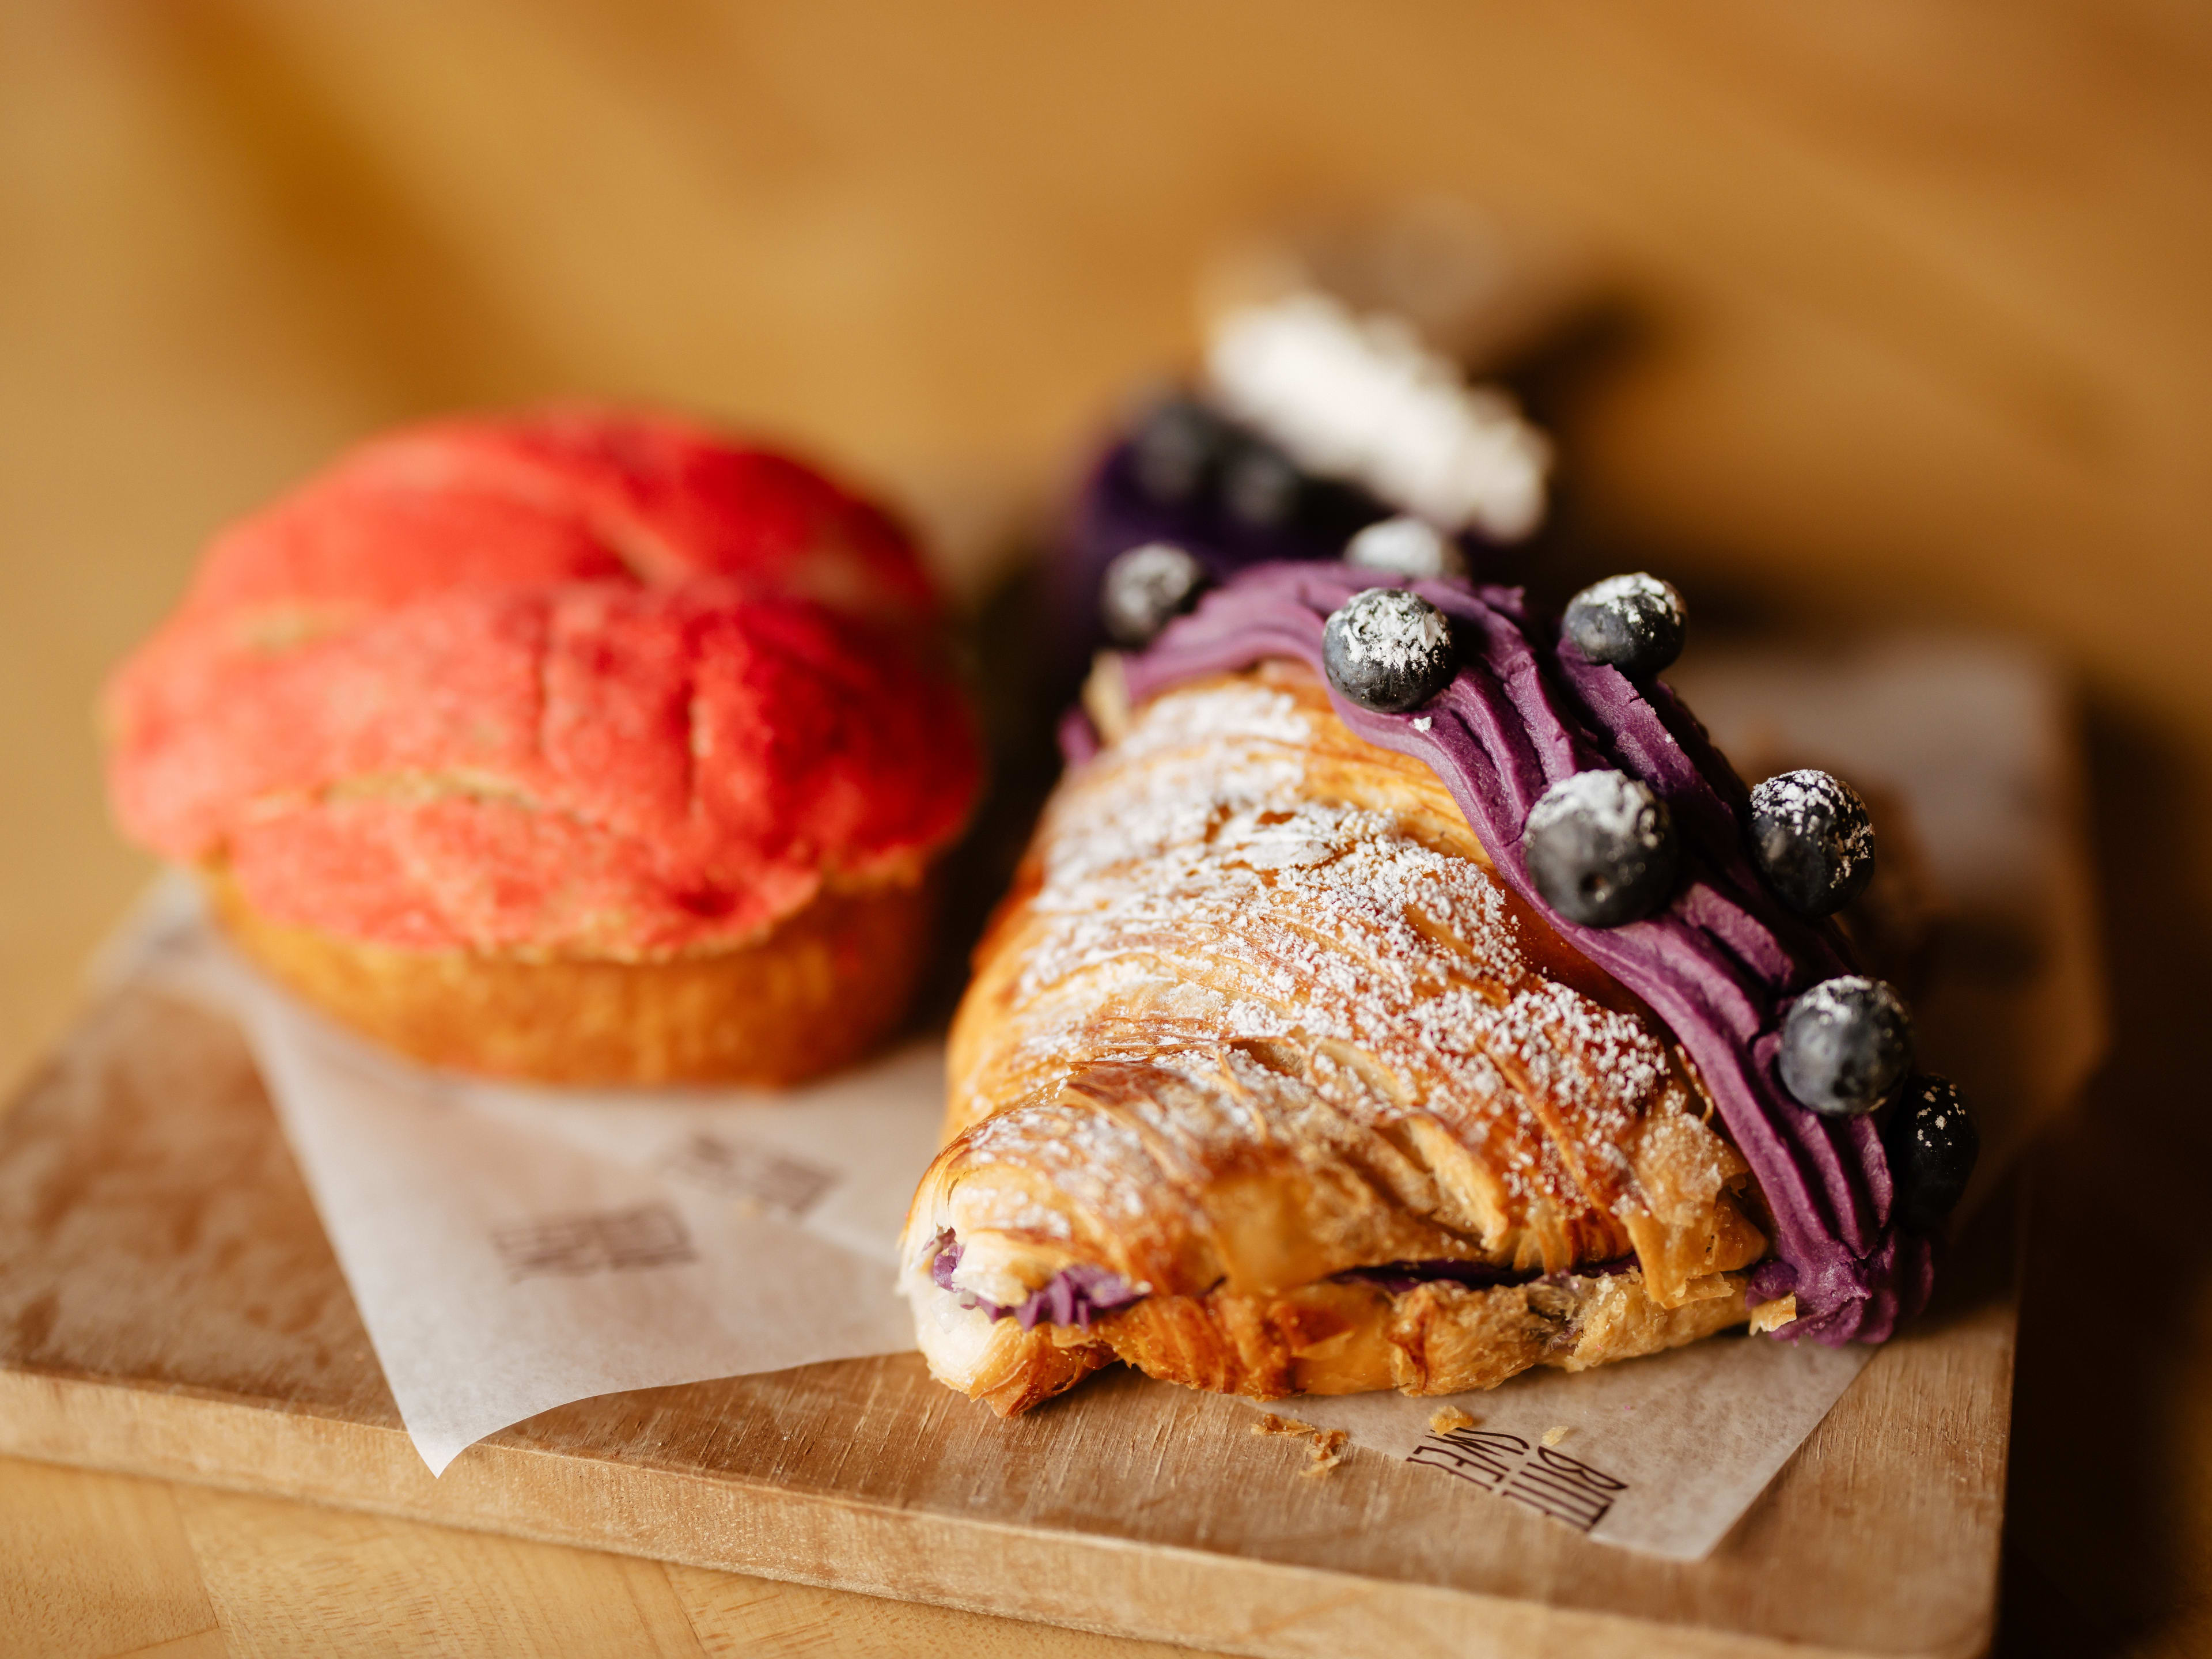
[[902, 564, 1933, 1416]]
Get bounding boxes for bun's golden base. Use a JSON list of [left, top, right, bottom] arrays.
[[204, 869, 935, 1086]]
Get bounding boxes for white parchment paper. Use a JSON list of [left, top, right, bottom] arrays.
[[99, 880, 937, 1476], [92, 633, 2098, 1556]]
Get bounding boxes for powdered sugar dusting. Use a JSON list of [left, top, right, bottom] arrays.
[[1101, 541, 1207, 646], [1333, 588, 1451, 676], [1579, 573, 1679, 615], [952, 675, 1725, 1261], [1756, 769, 1874, 885], [1346, 516, 1468, 580], [1527, 770, 1668, 851]]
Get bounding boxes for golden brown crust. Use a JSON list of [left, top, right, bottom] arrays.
[[903, 664, 1771, 1414], [206, 866, 935, 1086], [921, 1266, 1752, 1418]]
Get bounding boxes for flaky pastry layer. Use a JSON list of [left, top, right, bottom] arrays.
[[903, 665, 1772, 1414]]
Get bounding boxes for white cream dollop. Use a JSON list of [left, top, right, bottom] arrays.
[[1205, 290, 1552, 541]]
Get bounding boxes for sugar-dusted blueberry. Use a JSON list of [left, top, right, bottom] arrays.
[[1345, 514, 1469, 581], [1883, 1074, 1980, 1232], [1779, 976, 1914, 1118], [1749, 769, 1877, 917], [1100, 543, 1211, 647], [1220, 437, 1306, 528], [1322, 587, 1456, 714], [1521, 770, 1680, 927], [1130, 397, 1228, 504], [1562, 573, 1687, 678]]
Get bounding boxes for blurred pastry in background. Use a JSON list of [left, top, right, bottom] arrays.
[[1054, 200, 1584, 674], [103, 408, 982, 1085]]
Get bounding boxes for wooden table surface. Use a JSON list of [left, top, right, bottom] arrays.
[[3, 5, 2207, 1654]]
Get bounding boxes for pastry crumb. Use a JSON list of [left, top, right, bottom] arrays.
[[1252, 1412, 1349, 1474], [1300, 1429, 1350, 1478], [1541, 1426, 1569, 1448], [1749, 1294, 1799, 1334], [1429, 1406, 1477, 1434]]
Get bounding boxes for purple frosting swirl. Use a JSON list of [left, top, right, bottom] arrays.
[[1108, 563, 1933, 1345]]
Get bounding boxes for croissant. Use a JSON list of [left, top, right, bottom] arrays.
[[902, 565, 1935, 1416]]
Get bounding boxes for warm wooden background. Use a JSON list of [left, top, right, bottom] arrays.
[[2, 3, 2206, 1654]]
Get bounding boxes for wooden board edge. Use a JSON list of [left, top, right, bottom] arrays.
[[0, 1370, 1992, 1659]]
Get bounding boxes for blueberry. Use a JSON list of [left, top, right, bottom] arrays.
[[1778, 976, 1914, 1118], [1749, 769, 1877, 917], [1345, 515, 1469, 581], [1221, 438, 1306, 527], [1322, 587, 1456, 714], [1521, 770, 1680, 927], [1883, 1074, 1980, 1232], [1130, 397, 1228, 503], [1562, 573, 1687, 678], [1100, 543, 1211, 647]]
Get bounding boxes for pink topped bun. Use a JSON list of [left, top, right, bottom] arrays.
[[105, 408, 982, 1084]]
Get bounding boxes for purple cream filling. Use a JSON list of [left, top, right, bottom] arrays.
[[929, 1232, 1146, 1332], [1078, 562, 1933, 1346], [927, 1229, 1639, 1331], [1332, 1256, 1637, 1296]]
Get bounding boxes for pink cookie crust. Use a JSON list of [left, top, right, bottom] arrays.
[[105, 408, 980, 957]]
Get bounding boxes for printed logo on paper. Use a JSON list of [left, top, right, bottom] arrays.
[[1409, 1426, 1628, 1533], [657, 1132, 838, 1218], [491, 1202, 698, 1281]]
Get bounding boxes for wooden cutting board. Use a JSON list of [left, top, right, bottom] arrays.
[[0, 987, 2025, 1659], [0, 641, 2101, 1659]]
